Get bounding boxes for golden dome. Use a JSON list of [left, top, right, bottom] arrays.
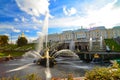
[[21, 32, 25, 37]]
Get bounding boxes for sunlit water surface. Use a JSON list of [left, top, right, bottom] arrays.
[[0, 57, 106, 79]]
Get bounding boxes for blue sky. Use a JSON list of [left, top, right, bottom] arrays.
[[0, 0, 120, 43]]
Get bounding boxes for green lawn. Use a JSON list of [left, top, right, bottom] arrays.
[[0, 43, 35, 58], [104, 39, 120, 51], [0, 43, 35, 50], [0, 51, 25, 58], [0, 52, 5, 58]]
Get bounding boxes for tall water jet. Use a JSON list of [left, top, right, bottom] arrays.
[[34, 12, 52, 80], [15, 0, 52, 79], [35, 11, 49, 53], [35, 33, 44, 57], [89, 37, 92, 51], [100, 36, 103, 50], [69, 32, 75, 51], [69, 40, 75, 51], [43, 12, 52, 80]]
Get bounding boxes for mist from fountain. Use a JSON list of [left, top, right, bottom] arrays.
[[69, 40, 75, 51], [100, 36, 103, 49], [24, 12, 51, 79], [42, 12, 51, 80], [89, 37, 92, 51], [20, 12, 51, 80], [15, 0, 51, 79], [23, 12, 49, 59], [52, 49, 79, 59], [23, 50, 42, 59], [45, 49, 51, 80], [23, 33, 45, 59], [35, 34, 44, 57]]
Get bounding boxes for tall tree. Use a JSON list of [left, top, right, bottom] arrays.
[[0, 35, 9, 46], [17, 37, 28, 46]]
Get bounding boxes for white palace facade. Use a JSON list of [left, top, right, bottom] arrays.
[[47, 26, 120, 51], [48, 26, 120, 43]]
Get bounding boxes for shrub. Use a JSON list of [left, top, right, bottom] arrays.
[[85, 65, 120, 80], [26, 74, 42, 80], [67, 74, 74, 80], [111, 60, 119, 69], [0, 74, 42, 80], [85, 67, 111, 80]]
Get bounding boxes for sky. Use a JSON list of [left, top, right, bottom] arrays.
[[0, 0, 120, 43]]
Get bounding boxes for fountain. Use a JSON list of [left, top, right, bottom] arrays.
[[21, 12, 52, 79], [33, 48, 56, 67], [52, 49, 78, 58], [69, 32, 75, 51], [22, 9, 79, 80], [31, 12, 57, 68], [69, 40, 75, 51], [14, 1, 81, 80], [100, 36, 103, 50], [89, 37, 93, 51], [106, 45, 111, 52], [38, 12, 52, 80]]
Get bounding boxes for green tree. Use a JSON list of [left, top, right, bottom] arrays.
[[0, 35, 9, 46], [17, 37, 28, 46]]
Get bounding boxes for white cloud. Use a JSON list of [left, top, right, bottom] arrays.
[[63, 6, 77, 16], [63, 6, 68, 16], [26, 30, 29, 32], [50, 0, 120, 29], [31, 17, 42, 24], [16, 0, 50, 17], [68, 7, 77, 16], [49, 16, 90, 29], [85, 0, 120, 28], [0, 25, 11, 29], [0, 24, 21, 33], [37, 31, 43, 36], [14, 17, 28, 22], [33, 26, 39, 30], [11, 27, 21, 33], [27, 36, 38, 43], [21, 16, 25, 22], [14, 18, 19, 22], [4, 33, 10, 36]]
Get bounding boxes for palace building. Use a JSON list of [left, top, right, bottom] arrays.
[[48, 26, 120, 42], [48, 26, 120, 51]]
